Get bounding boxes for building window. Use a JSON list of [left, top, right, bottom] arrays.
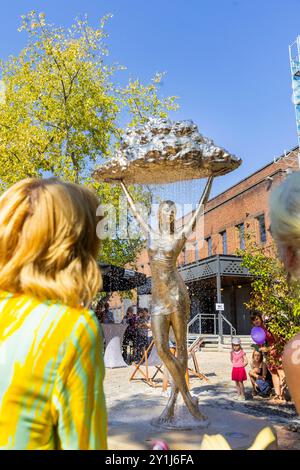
[[194, 241, 199, 260], [236, 223, 245, 250], [257, 214, 267, 243], [220, 230, 227, 255], [206, 237, 212, 256]]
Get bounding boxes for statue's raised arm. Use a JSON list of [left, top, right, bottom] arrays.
[[179, 176, 214, 240], [120, 181, 153, 237]]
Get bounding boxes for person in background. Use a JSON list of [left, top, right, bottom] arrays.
[[94, 299, 105, 323], [136, 308, 151, 359], [122, 306, 137, 363], [122, 306, 134, 325], [143, 307, 153, 344], [269, 171, 300, 413], [230, 337, 248, 401], [250, 313, 285, 403], [103, 301, 114, 324], [0, 178, 106, 449], [249, 349, 272, 398]]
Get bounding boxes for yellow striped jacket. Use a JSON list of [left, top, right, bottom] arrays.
[[0, 290, 107, 450]]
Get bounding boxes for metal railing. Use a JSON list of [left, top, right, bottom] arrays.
[[219, 313, 236, 337], [187, 312, 236, 338], [187, 313, 217, 336]]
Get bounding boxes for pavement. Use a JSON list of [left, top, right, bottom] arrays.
[[104, 351, 300, 450]]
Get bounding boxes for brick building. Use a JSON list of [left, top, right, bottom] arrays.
[[111, 147, 299, 334]]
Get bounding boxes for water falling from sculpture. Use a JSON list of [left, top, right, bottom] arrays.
[[93, 118, 241, 428]]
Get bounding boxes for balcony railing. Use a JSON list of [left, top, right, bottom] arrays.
[[179, 254, 250, 282]]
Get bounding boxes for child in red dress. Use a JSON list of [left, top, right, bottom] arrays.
[[231, 337, 248, 401]]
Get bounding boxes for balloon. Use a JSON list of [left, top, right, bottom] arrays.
[[251, 326, 266, 345], [152, 440, 169, 450]]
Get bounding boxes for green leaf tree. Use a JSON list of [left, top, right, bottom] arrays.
[[0, 11, 179, 269]]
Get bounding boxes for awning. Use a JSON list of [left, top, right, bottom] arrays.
[[136, 255, 251, 296], [99, 263, 147, 292]]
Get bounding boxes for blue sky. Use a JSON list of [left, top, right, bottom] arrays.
[[1, 0, 300, 198]]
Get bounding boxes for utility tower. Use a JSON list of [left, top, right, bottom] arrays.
[[289, 36, 300, 167]]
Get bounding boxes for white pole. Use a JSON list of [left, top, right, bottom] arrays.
[[290, 38, 300, 169]]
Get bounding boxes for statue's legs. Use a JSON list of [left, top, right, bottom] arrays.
[[151, 312, 206, 422], [171, 309, 206, 420]]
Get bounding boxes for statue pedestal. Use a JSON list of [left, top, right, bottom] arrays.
[[150, 394, 210, 430]]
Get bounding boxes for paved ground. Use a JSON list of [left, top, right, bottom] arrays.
[[104, 351, 300, 450]]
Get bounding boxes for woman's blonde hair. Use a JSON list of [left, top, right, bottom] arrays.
[[0, 178, 102, 308]]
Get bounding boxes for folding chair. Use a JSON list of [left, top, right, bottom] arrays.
[[129, 340, 165, 387], [161, 339, 209, 389], [187, 336, 209, 382], [130, 337, 209, 388]]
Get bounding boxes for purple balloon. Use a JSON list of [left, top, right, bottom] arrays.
[[251, 326, 266, 345]]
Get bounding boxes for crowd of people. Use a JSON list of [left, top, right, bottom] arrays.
[[94, 300, 115, 324], [93, 300, 152, 363], [97, 297, 289, 406]]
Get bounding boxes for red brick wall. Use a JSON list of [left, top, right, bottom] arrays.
[[178, 148, 299, 263]]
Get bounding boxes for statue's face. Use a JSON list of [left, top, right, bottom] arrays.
[[158, 201, 176, 234]]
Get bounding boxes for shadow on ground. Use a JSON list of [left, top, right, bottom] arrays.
[[191, 382, 297, 423]]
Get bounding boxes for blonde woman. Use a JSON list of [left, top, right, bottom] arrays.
[[0, 178, 106, 450], [269, 171, 300, 413]]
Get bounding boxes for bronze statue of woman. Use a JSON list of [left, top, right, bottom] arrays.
[[120, 177, 213, 424]]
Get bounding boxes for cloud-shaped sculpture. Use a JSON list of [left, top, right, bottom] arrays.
[[93, 118, 241, 184]]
